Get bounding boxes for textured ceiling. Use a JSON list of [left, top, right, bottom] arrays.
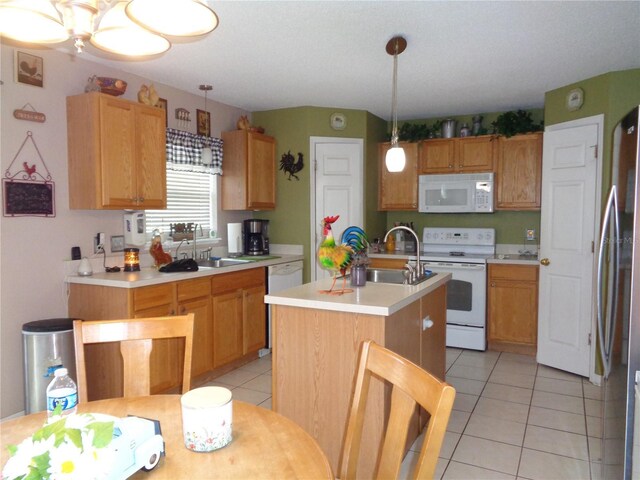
[[78, 0, 640, 120]]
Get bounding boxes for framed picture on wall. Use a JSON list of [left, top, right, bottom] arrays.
[[158, 98, 168, 126], [15, 51, 43, 88], [197, 109, 210, 136]]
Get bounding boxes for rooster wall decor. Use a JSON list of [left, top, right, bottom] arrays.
[[317, 215, 369, 295], [279, 151, 304, 180]]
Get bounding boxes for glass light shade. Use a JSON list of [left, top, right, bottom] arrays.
[[201, 146, 213, 166], [56, 0, 97, 40], [0, 0, 67, 43], [91, 1, 170, 56], [385, 146, 406, 172], [126, 0, 218, 37]]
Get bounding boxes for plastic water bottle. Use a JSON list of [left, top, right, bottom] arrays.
[[46, 368, 78, 417]]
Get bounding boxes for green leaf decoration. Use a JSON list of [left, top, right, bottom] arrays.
[[7, 443, 18, 456], [491, 110, 544, 137], [65, 428, 83, 449], [34, 417, 66, 442], [87, 421, 115, 449], [31, 451, 51, 479]]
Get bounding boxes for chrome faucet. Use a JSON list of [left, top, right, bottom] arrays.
[[175, 239, 189, 260], [383, 226, 422, 283]]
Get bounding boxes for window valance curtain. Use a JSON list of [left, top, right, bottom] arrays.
[[166, 128, 223, 175]]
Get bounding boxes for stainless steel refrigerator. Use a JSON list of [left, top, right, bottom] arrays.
[[597, 106, 640, 479]]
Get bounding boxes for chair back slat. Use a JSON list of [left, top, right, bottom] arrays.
[[73, 314, 194, 402], [338, 340, 456, 480]]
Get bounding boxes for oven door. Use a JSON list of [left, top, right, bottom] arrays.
[[421, 261, 487, 327]]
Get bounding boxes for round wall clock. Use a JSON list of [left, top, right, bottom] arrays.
[[566, 88, 584, 111], [330, 112, 346, 130]]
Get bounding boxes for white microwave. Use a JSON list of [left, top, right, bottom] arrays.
[[418, 173, 494, 213]]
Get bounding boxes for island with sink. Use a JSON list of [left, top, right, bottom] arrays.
[[66, 254, 301, 400], [264, 271, 451, 478]]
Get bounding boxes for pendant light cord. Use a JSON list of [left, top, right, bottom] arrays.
[[390, 41, 399, 147]]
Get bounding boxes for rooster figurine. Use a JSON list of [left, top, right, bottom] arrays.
[[318, 215, 369, 295]]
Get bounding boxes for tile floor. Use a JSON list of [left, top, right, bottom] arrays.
[[204, 348, 603, 480]]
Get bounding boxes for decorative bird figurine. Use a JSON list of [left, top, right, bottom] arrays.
[[23, 162, 36, 177], [317, 215, 369, 295], [137, 84, 150, 105], [279, 151, 304, 180]]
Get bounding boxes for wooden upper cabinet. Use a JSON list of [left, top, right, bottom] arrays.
[[221, 130, 276, 210], [378, 141, 418, 211], [67, 92, 166, 210], [495, 132, 543, 210], [419, 135, 494, 174]]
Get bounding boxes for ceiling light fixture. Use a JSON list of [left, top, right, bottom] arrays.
[[385, 35, 407, 173], [0, 0, 218, 56]]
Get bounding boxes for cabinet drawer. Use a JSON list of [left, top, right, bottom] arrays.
[[369, 258, 407, 270], [177, 278, 211, 302], [211, 268, 265, 293], [133, 284, 175, 312], [489, 264, 538, 282]]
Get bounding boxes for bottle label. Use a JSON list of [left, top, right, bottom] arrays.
[[47, 391, 78, 412]]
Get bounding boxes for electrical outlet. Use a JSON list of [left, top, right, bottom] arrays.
[[526, 229, 536, 241], [111, 235, 125, 253], [94, 232, 106, 253]]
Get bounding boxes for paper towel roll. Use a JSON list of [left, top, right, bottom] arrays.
[[227, 223, 243, 255]]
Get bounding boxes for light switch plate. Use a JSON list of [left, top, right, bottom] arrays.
[[111, 235, 125, 252]]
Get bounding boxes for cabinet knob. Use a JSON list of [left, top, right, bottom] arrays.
[[422, 316, 434, 331], [448, 164, 453, 169], [540, 258, 550, 266], [491, 282, 496, 287], [458, 164, 463, 168]]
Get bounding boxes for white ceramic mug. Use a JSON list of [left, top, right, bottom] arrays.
[[181, 387, 233, 452]]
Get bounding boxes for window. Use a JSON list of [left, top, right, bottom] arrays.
[[145, 128, 223, 241], [145, 170, 217, 240]]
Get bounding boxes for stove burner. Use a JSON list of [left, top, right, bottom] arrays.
[[449, 251, 466, 256]]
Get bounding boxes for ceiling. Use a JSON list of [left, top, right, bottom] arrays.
[[79, 1, 639, 121]]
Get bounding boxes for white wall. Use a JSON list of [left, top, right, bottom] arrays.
[[0, 42, 250, 418]]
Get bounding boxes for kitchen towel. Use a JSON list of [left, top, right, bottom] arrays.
[[227, 223, 243, 255]]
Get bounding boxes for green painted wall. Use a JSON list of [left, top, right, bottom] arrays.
[[545, 69, 640, 202], [252, 107, 386, 282]]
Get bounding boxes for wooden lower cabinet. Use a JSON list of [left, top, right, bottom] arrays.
[[272, 284, 447, 477], [211, 268, 266, 367], [68, 268, 266, 401], [487, 264, 539, 355]]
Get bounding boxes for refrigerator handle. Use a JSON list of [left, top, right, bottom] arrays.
[[597, 186, 617, 376], [606, 189, 621, 371]]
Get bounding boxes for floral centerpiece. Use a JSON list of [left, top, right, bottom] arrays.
[[3, 410, 115, 480]]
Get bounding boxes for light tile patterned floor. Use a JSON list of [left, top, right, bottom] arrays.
[[206, 348, 602, 479]]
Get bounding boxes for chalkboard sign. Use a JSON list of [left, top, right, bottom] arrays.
[[3, 179, 55, 217]]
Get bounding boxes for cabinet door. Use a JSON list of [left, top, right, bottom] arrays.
[[457, 136, 495, 172], [243, 284, 266, 354], [488, 265, 539, 351], [99, 95, 138, 208], [368, 258, 407, 270], [247, 132, 276, 210], [419, 139, 455, 173], [378, 142, 418, 210], [496, 133, 542, 210], [135, 105, 166, 208], [134, 303, 182, 395], [212, 290, 244, 367], [178, 297, 212, 378], [420, 284, 446, 381]]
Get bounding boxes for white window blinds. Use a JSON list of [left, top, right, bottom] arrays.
[[145, 169, 216, 239]]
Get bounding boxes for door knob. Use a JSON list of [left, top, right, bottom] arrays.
[[540, 258, 550, 266]]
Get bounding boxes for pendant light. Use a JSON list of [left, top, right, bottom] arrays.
[[385, 36, 407, 173], [200, 84, 213, 166]]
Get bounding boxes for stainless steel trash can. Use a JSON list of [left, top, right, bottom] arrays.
[[22, 318, 78, 414]]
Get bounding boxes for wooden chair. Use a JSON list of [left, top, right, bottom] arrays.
[[73, 314, 194, 403], [339, 340, 456, 480]]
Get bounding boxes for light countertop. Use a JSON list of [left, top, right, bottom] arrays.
[[487, 254, 539, 266], [264, 272, 451, 316], [65, 254, 304, 288]]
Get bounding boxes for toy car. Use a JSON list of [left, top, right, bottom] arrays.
[[107, 416, 164, 479]]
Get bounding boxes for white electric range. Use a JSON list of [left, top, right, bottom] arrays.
[[421, 227, 495, 350]]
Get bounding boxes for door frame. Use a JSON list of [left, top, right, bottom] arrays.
[[309, 136, 364, 281], [544, 114, 604, 384]]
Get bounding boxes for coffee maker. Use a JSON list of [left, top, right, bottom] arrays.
[[243, 219, 269, 256]]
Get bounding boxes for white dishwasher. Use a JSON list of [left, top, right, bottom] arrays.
[[265, 261, 303, 351]]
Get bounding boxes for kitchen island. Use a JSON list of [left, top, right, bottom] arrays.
[[264, 273, 450, 478]]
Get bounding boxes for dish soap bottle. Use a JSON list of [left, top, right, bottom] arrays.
[[385, 233, 396, 252]]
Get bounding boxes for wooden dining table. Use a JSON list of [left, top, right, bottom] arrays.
[[1, 395, 334, 479]]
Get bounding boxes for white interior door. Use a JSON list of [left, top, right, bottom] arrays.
[[310, 137, 363, 281], [537, 120, 600, 377]]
